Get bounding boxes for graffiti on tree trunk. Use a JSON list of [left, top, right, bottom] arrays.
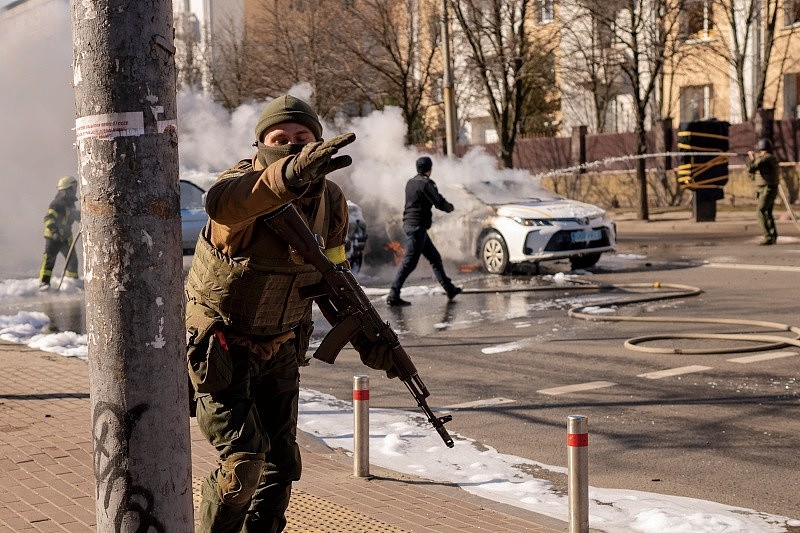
[[92, 401, 165, 532]]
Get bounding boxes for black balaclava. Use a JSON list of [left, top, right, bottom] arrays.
[[256, 142, 304, 168]]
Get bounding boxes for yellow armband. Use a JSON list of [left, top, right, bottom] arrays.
[[324, 244, 347, 265]]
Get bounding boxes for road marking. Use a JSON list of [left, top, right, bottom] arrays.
[[446, 397, 516, 409], [703, 262, 800, 273], [728, 351, 798, 364], [638, 365, 712, 379], [537, 381, 616, 396]]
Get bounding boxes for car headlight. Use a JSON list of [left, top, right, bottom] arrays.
[[511, 216, 553, 226]]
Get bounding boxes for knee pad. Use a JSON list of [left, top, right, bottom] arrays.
[[217, 452, 266, 508]]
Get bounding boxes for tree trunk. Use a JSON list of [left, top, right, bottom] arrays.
[[635, 126, 650, 220], [71, 2, 193, 531]]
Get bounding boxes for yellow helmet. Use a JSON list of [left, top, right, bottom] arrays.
[[57, 175, 77, 190]]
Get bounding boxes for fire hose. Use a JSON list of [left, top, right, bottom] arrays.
[[460, 281, 800, 355], [565, 282, 800, 354], [778, 182, 800, 234]]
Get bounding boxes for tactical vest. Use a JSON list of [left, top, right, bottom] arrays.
[[185, 192, 331, 336]]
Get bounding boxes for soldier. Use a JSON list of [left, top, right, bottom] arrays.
[[386, 156, 462, 306], [747, 138, 780, 245], [185, 94, 393, 532], [38, 176, 80, 291]]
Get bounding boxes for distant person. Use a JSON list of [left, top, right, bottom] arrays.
[[387, 156, 462, 306], [38, 176, 80, 290], [747, 138, 779, 245]]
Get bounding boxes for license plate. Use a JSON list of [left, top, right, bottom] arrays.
[[570, 229, 601, 243]]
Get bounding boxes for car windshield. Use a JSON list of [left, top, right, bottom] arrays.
[[462, 179, 563, 205], [180, 180, 205, 210]]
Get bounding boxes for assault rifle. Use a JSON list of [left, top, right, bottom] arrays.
[[263, 203, 454, 448]]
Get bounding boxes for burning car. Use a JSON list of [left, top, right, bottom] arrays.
[[436, 179, 616, 274]]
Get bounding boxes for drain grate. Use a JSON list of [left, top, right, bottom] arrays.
[[193, 477, 408, 532]]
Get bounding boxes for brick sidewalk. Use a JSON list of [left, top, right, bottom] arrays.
[[0, 343, 564, 532]]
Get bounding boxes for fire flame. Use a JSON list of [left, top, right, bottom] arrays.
[[384, 241, 405, 265]]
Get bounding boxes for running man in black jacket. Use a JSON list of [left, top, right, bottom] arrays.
[[387, 157, 462, 306]]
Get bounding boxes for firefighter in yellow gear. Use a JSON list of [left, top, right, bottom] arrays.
[[38, 176, 80, 290]]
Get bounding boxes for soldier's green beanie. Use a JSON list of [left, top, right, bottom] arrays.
[[254, 95, 323, 142]]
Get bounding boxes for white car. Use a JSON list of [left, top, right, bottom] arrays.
[[438, 180, 616, 274]]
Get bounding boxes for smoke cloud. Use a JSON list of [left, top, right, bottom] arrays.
[[0, 1, 76, 276], [1, 4, 542, 279]]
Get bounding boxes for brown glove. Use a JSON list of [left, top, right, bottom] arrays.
[[284, 132, 356, 190]]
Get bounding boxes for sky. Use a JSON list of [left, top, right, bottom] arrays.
[[1, 276, 798, 533]]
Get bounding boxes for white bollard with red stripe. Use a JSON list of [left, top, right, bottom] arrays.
[[567, 414, 589, 533], [353, 375, 370, 477]]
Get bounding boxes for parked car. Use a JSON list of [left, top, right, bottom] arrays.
[[346, 200, 368, 272], [435, 179, 616, 274], [180, 179, 208, 254]]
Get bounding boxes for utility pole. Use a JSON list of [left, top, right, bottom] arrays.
[[71, 2, 193, 531], [441, 0, 458, 158]]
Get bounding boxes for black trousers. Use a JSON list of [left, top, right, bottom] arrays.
[[389, 226, 455, 298]]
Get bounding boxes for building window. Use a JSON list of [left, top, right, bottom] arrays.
[[540, 0, 554, 24], [681, 0, 713, 39], [680, 85, 713, 122], [782, 72, 800, 118], [785, 0, 800, 25]]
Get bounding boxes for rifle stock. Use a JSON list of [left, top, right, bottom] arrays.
[[262, 204, 454, 448]]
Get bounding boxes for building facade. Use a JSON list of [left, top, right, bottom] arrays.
[[554, 0, 800, 137]]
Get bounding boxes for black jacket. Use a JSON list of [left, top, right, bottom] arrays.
[[402, 174, 454, 230]]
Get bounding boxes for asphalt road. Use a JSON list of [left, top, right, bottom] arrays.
[[300, 209, 800, 519], [7, 208, 798, 519]]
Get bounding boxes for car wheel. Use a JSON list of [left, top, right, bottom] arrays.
[[480, 232, 510, 274], [570, 253, 601, 270]]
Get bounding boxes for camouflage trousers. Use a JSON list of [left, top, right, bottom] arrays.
[[757, 185, 778, 243], [195, 339, 302, 533]]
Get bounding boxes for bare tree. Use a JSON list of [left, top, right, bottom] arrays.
[[584, 0, 687, 220], [209, 14, 266, 110], [448, 0, 558, 168], [518, 43, 561, 136], [238, 0, 372, 119], [687, 0, 779, 122], [558, 3, 625, 133], [174, 8, 205, 91], [337, 0, 442, 145]]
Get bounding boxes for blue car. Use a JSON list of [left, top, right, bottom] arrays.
[[180, 179, 208, 254]]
